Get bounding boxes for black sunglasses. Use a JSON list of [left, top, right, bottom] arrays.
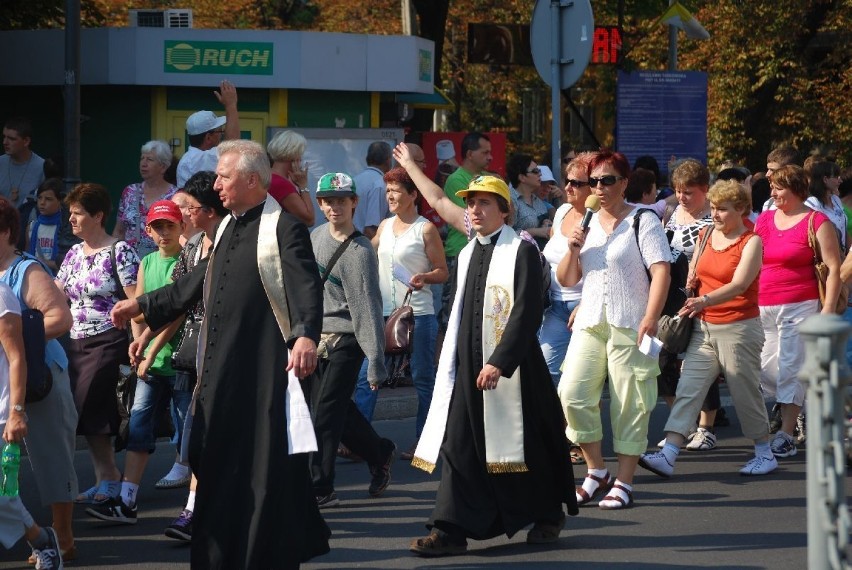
[[588, 175, 624, 187], [566, 179, 590, 188], [526, 167, 541, 175]]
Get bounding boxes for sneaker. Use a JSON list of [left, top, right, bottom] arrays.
[[164, 509, 193, 542], [368, 440, 396, 497], [795, 412, 806, 445], [32, 527, 62, 570], [638, 451, 674, 478], [768, 404, 782, 434], [686, 427, 717, 451], [739, 455, 778, 476], [771, 431, 797, 458], [316, 492, 340, 509], [85, 497, 138, 524]]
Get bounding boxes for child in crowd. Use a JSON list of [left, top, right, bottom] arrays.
[[87, 200, 191, 524], [25, 178, 74, 273]]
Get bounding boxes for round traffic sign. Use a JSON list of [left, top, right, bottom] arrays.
[[530, 0, 594, 89]]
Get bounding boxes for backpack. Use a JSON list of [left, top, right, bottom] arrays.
[[517, 229, 552, 310], [632, 208, 690, 317]]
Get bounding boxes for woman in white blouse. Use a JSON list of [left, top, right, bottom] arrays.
[[556, 150, 671, 511], [353, 167, 448, 460]]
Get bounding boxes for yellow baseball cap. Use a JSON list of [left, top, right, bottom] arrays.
[[455, 175, 510, 202]]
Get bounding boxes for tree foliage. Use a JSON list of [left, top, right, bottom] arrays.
[[6, 0, 850, 168]]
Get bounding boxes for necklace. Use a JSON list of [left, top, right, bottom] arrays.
[[7, 154, 33, 198]]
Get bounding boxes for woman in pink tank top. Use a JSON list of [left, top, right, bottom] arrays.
[[754, 165, 842, 459]]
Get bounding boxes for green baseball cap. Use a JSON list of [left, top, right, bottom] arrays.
[[316, 172, 357, 198]]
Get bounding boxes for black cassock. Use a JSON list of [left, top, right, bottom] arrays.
[[428, 234, 578, 540], [139, 203, 330, 569]]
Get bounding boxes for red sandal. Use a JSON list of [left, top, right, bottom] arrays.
[[598, 483, 634, 510], [575, 471, 613, 506]]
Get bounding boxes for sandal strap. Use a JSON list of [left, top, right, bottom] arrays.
[[585, 471, 610, 486], [611, 483, 632, 496], [601, 493, 626, 506]]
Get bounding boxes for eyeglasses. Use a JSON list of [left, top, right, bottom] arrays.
[[184, 205, 206, 213], [566, 179, 590, 188], [526, 167, 541, 175], [588, 175, 624, 187], [209, 129, 225, 136]]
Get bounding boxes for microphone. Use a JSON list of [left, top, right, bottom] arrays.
[[580, 195, 601, 231]]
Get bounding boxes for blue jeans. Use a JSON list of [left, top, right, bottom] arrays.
[[127, 373, 192, 454], [354, 314, 438, 437], [538, 298, 580, 387]]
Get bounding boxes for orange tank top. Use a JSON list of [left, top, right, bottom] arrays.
[[695, 230, 760, 324]]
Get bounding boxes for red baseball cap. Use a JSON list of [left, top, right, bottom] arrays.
[[146, 200, 183, 225]]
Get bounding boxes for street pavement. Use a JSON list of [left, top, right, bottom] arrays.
[[0, 386, 844, 569]]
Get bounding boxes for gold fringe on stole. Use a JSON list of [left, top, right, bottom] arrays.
[[411, 456, 436, 474], [486, 462, 529, 474]]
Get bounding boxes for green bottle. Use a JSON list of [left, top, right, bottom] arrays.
[[1, 442, 20, 496]]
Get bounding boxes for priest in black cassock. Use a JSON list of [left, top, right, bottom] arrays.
[[409, 175, 577, 557], [111, 140, 329, 569]]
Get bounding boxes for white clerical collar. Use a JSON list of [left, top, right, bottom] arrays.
[[476, 226, 503, 245]]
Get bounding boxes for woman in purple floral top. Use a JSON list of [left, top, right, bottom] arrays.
[[55, 183, 139, 505], [113, 140, 178, 258]]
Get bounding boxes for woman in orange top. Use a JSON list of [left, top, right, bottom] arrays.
[[639, 180, 777, 478]]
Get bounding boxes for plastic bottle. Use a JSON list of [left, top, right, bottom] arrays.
[[1, 442, 20, 497]]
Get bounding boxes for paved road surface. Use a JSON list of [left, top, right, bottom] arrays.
[[0, 393, 842, 569]]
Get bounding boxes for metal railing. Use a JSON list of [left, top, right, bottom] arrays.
[[799, 314, 852, 570]]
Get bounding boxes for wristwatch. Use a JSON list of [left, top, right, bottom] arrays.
[[11, 404, 24, 414]]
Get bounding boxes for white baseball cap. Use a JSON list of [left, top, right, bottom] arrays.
[[538, 165, 556, 183], [186, 111, 227, 136]]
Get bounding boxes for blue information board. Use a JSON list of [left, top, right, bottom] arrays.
[[616, 70, 708, 179]]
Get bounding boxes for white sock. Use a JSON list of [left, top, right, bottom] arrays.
[[121, 482, 139, 507], [163, 462, 190, 481], [185, 490, 196, 512], [579, 467, 609, 496], [600, 479, 632, 506], [661, 442, 680, 464]]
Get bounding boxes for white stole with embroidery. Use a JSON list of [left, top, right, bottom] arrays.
[[412, 225, 528, 474], [202, 195, 317, 455]]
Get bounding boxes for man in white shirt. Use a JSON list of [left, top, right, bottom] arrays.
[[176, 80, 240, 188], [0, 117, 45, 206], [352, 142, 392, 238]]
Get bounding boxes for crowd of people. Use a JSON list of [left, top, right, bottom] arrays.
[[0, 86, 850, 568]]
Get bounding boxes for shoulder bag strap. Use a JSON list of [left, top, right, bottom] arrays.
[[633, 208, 657, 282], [687, 225, 714, 285], [321, 231, 363, 284], [110, 241, 128, 301], [807, 211, 821, 263]]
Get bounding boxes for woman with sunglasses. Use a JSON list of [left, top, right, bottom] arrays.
[[507, 154, 553, 248], [538, 153, 596, 388], [556, 150, 671, 510]]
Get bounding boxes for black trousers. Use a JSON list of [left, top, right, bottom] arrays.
[[309, 334, 387, 495]]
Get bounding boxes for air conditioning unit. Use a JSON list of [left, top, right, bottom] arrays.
[[129, 9, 193, 28]]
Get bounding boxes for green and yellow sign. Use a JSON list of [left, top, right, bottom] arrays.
[[165, 41, 273, 75]]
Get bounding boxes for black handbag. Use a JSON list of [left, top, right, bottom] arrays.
[[171, 319, 201, 372], [657, 226, 713, 354], [21, 308, 53, 403], [384, 290, 415, 355], [7, 255, 53, 403]]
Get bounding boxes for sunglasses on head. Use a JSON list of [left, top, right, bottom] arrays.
[[566, 179, 590, 188], [589, 175, 624, 187]]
